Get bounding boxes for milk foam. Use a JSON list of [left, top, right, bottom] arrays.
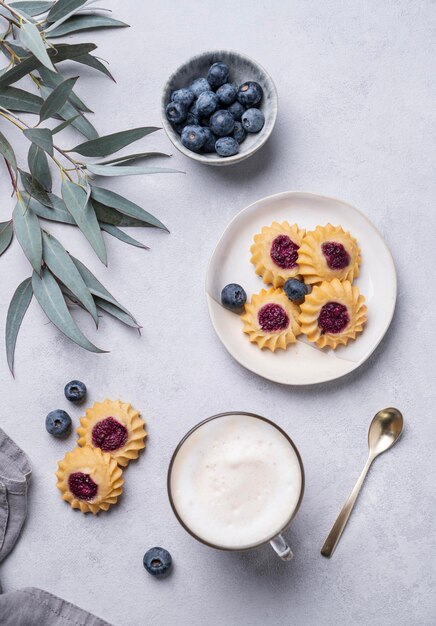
[[170, 414, 302, 549]]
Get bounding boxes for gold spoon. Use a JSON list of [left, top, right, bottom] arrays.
[[321, 407, 404, 558]]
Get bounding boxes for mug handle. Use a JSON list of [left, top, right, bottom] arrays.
[[270, 533, 293, 561]]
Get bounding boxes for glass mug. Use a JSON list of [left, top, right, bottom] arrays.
[[167, 412, 305, 561]]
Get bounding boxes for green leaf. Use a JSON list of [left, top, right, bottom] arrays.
[[41, 230, 98, 324], [31, 267, 106, 353], [13, 199, 42, 272], [21, 191, 76, 224], [20, 22, 55, 71], [5, 277, 33, 375], [46, 0, 86, 22], [51, 114, 80, 134], [0, 221, 14, 256], [73, 52, 115, 81], [95, 297, 140, 329], [91, 186, 168, 230], [0, 130, 17, 174], [70, 127, 160, 157], [39, 76, 78, 123], [23, 128, 54, 156], [96, 152, 170, 165], [20, 169, 53, 206], [39, 66, 91, 112], [93, 202, 150, 227], [47, 14, 128, 38], [40, 85, 98, 140], [101, 223, 149, 250], [61, 180, 107, 264], [86, 163, 181, 177], [28, 143, 52, 191], [9, 2, 54, 17], [0, 86, 43, 114]]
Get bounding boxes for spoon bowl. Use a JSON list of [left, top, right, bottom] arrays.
[[368, 407, 404, 458]]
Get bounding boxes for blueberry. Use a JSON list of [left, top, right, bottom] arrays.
[[283, 278, 309, 304], [64, 379, 87, 403], [181, 125, 206, 152], [227, 100, 245, 121], [190, 77, 211, 97], [171, 88, 194, 108], [196, 90, 218, 117], [237, 81, 263, 107], [215, 137, 239, 157], [45, 410, 72, 438], [241, 108, 265, 133], [165, 101, 187, 125], [216, 83, 237, 106], [207, 62, 229, 89], [143, 547, 172, 578], [221, 283, 247, 312], [203, 127, 217, 153], [171, 121, 184, 135], [186, 102, 200, 126], [209, 109, 234, 136], [232, 121, 246, 144]]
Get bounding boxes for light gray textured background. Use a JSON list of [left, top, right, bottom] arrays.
[[1, 1, 435, 625]]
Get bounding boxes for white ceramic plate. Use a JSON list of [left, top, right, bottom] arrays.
[[206, 191, 397, 385]]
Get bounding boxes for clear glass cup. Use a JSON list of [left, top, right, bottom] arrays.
[[167, 412, 305, 561]]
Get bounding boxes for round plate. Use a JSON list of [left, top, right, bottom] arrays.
[[205, 191, 397, 385]]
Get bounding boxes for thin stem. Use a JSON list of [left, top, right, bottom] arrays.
[[0, 1, 31, 24]]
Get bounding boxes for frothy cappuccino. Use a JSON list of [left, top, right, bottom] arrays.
[[169, 413, 303, 549]]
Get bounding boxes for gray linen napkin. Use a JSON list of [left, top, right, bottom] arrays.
[[0, 427, 112, 626]]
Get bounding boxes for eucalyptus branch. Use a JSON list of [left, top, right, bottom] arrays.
[[0, 1, 31, 23]]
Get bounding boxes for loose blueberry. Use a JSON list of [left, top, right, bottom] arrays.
[[165, 101, 187, 125], [203, 127, 217, 153], [242, 108, 265, 133], [232, 121, 246, 144], [209, 109, 235, 136], [227, 100, 245, 121], [190, 77, 211, 97], [45, 409, 72, 438], [283, 279, 309, 304], [237, 81, 263, 107], [207, 62, 229, 89], [196, 90, 218, 117], [171, 87, 195, 108], [216, 83, 237, 106], [64, 379, 87, 403], [143, 547, 172, 578], [215, 136, 239, 157], [221, 283, 247, 312], [181, 125, 206, 152]]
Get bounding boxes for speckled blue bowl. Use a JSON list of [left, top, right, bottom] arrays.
[[161, 50, 278, 166]]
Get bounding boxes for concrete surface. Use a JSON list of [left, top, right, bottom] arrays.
[[1, 1, 435, 625]]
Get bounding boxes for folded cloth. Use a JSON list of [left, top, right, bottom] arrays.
[[0, 428, 112, 626]]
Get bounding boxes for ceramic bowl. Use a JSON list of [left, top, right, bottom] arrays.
[[161, 50, 278, 166]]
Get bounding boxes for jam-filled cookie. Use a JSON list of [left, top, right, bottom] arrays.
[[299, 279, 367, 349], [242, 287, 301, 351], [298, 224, 361, 284], [77, 399, 146, 468], [250, 221, 305, 287], [56, 446, 123, 514]]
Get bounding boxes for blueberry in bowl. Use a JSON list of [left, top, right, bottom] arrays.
[[161, 50, 277, 166]]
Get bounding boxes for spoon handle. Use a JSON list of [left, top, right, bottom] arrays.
[[321, 455, 373, 557]]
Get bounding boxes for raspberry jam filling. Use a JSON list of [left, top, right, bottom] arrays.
[[68, 472, 98, 501], [92, 417, 128, 452], [270, 235, 299, 269], [318, 302, 350, 334], [258, 303, 289, 333], [321, 241, 350, 270]]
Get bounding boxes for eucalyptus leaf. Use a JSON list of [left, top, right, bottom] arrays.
[[13, 199, 42, 272], [23, 128, 53, 156], [91, 185, 168, 230], [0, 130, 17, 173], [87, 163, 181, 177], [21, 191, 76, 224], [100, 223, 149, 249], [20, 169, 53, 206], [95, 297, 140, 328], [96, 151, 170, 165], [73, 52, 115, 81], [51, 115, 81, 134], [20, 22, 55, 71], [28, 143, 52, 191], [39, 66, 91, 112], [39, 76, 78, 122], [46, 0, 87, 23], [0, 221, 13, 256], [47, 14, 128, 38], [92, 202, 150, 228], [70, 127, 160, 157], [0, 86, 43, 114], [9, 2, 54, 17], [40, 85, 98, 140], [31, 267, 106, 353], [5, 277, 33, 375], [41, 230, 98, 324], [61, 180, 107, 264]]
